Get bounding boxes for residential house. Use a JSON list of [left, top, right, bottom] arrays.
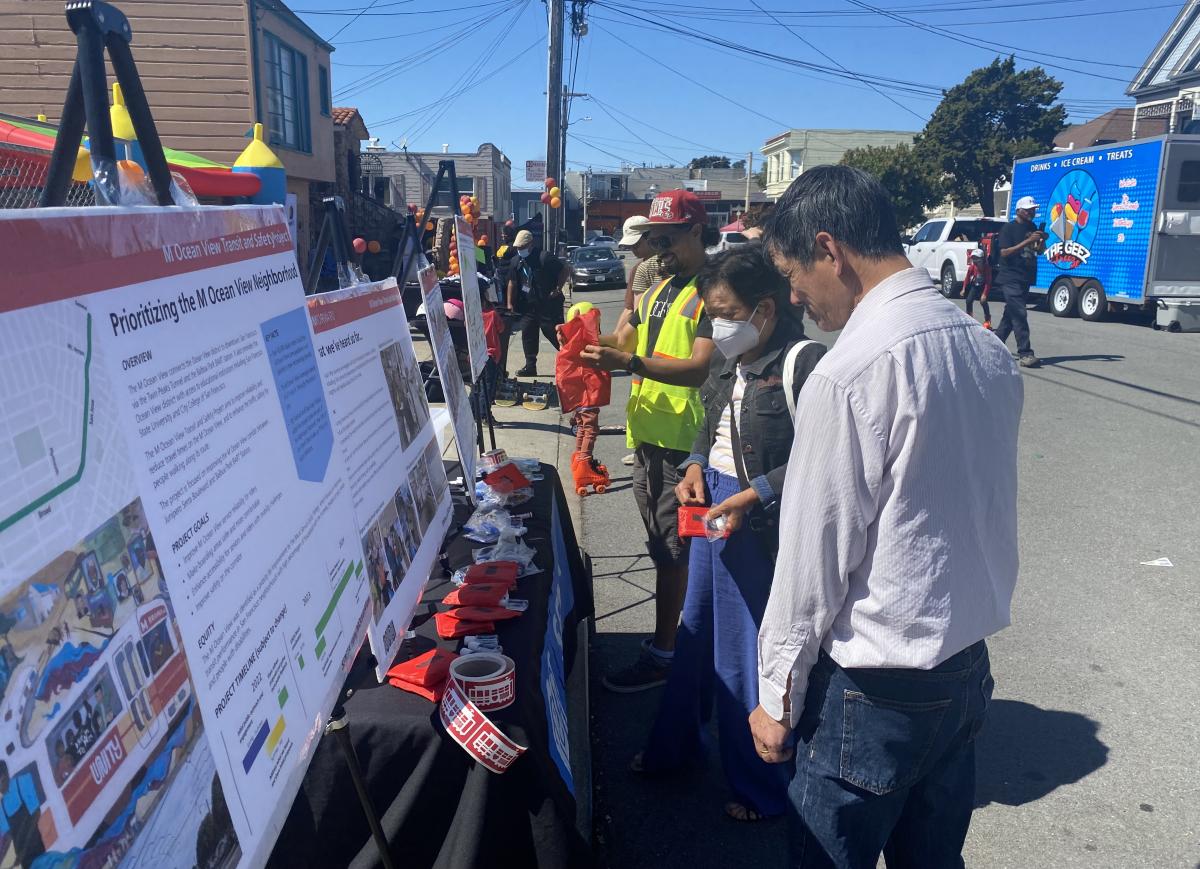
[[1129, 0, 1200, 135], [1055, 108, 1167, 150], [761, 129, 917, 200], [1, 0, 337, 263], [370, 143, 512, 225]]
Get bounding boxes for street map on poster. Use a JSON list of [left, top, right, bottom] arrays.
[[0, 205, 369, 869], [307, 279, 453, 679], [454, 215, 489, 381], [419, 265, 478, 493]]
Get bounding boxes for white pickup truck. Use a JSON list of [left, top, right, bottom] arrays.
[[904, 217, 1007, 296]]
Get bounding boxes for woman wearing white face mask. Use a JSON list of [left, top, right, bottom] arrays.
[[633, 245, 827, 822]]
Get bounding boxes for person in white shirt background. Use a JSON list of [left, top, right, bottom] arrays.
[[748, 165, 1025, 869]]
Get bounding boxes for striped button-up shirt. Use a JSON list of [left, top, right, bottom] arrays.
[[758, 267, 1024, 726]]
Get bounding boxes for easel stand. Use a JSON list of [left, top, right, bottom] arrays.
[[390, 159, 497, 456], [306, 195, 357, 293], [39, 7, 394, 864], [326, 707, 396, 869]]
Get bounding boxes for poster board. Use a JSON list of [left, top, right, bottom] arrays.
[[419, 264, 478, 491], [307, 279, 453, 679], [0, 205, 370, 869], [454, 215, 489, 381]]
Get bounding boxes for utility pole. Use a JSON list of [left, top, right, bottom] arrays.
[[744, 151, 753, 215], [582, 169, 590, 240], [545, 0, 564, 254]]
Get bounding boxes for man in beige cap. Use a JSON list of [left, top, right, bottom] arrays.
[[618, 215, 671, 330], [506, 228, 568, 377]]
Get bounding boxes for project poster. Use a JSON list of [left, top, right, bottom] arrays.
[[0, 205, 369, 869], [419, 264, 478, 492], [454, 215, 489, 381], [307, 279, 453, 679]]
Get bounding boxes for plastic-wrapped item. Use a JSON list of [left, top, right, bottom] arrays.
[[474, 480, 534, 510], [463, 506, 526, 543], [472, 528, 538, 574], [505, 457, 545, 481]]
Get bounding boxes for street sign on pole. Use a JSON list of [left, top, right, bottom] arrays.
[[526, 160, 547, 183]]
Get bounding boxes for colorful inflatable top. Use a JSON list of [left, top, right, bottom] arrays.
[[0, 110, 261, 199]]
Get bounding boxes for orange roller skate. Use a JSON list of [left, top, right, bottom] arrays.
[[571, 451, 610, 496]]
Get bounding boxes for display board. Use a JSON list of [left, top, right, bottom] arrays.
[[419, 264, 478, 491], [454, 215, 489, 381], [306, 279, 453, 680], [0, 205, 370, 869]]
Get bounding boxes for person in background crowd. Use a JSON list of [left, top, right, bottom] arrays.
[[740, 204, 774, 241], [582, 190, 717, 693], [750, 166, 1024, 868], [992, 195, 1046, 368], [493, 224, 519, 376], [0, 761, 45, 867], [506, 229, 568, 378], [964, 246, 992, 329], [634, 245, 826, 823]]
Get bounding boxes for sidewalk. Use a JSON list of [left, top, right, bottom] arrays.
[[477, 284, 786, 868]]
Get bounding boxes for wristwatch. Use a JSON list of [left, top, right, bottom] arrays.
[[627, 354, 644, 374]]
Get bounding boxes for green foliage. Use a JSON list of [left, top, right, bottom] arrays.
[[689, 155, 731, 169], [917, 57, 1066, 216], [840, 144, 945, 230]]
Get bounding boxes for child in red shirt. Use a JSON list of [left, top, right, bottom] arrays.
[[964, 245, 992, 329]]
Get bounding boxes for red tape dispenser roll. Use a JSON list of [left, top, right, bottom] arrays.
[[438, 653, 527, 773]]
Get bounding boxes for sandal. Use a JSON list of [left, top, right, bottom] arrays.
[[724, 801, 764, 823]]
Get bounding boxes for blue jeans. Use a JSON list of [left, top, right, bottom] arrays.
[[789, 641, 994, 869], [642, 469, 791, 815]]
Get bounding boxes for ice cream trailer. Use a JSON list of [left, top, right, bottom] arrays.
[[1009, 134, 1200, 330]]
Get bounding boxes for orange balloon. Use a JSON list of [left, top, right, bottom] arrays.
[[550, 196, 561, 208], [367, 240, 381, 254], [425, 221, 434, 230]]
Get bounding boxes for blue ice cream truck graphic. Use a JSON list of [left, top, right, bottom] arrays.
[[1009, 135, 1200, 328]]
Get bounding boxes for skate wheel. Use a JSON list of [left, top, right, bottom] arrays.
[[576, 486, 588, 496], [594, 484, 607, 494]]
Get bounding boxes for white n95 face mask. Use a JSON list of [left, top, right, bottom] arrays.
[[710, 303, 762, 358]]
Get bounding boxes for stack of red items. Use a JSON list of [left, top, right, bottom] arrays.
[[481, 463, 531, 495], [386, 648, 458, 701], [434, 561, 523, 639]]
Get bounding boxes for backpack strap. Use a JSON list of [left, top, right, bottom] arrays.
[[782, 340, 817, 419]]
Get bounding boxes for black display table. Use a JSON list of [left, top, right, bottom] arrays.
[[267, 464, 593, 869]]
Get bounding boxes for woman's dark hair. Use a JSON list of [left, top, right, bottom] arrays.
[[695, 244, 789, 308], [763, 164, 904, 266]]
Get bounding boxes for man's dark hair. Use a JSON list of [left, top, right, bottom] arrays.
[[763, 165, 905, 265], [696, 245, 788, 307]]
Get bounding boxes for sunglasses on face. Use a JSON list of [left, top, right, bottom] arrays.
[[646, 229, 688, 251]]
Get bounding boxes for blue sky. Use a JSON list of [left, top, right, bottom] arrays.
[[293, 0, 1183, 190]]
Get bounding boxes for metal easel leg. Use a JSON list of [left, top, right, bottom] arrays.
[[325, 708, 396, 869]]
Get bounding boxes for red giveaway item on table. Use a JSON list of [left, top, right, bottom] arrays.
[[482, 309, 505, 362], [464, 561, 519, 586], [453, 605, 522, 623], [435, 609, 496, 639], [556, 309, 611, 413], [482, 462, 531, 494], [387, 649, 458, 701], [443, 582, 509, 607]]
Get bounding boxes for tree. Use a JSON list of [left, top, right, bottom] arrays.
[[732, 159, 746, 170], [753, 166, 767, 190], [917, 57, 1066, 216], [841, 144, 945, 230], [689, 155, 731, 169]]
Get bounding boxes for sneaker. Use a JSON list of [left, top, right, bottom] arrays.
[[982, 320, 992, 329], [602, 650, 671, 693], [621, 453, 636, 466], [1018, 354, 1042, 368], [515, 364, 538, 377]]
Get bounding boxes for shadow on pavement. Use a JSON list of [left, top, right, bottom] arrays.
[[1038, 354, 1124, 365], [589, 632, 787, 868], [974, 700, 1108, 808]]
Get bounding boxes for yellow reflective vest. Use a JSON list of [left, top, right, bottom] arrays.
[[626, 276, 705, 451]]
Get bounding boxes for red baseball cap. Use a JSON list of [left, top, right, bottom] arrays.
[[628, 189, 708, 231]]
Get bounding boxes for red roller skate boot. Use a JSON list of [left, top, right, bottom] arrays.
[[571, 451, 610, 496]]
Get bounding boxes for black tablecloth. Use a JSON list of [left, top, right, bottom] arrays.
[[268, 464, 594, 869]]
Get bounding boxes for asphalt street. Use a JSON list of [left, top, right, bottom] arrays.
[[475, 265, 1200, 868]]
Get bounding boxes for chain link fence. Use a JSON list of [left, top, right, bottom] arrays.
[[0, 142, 95, 209]]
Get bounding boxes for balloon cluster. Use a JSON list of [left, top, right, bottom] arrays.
[[540, 176, 561, 209], [351, 238, 382, 255], [410, 204, 434, 232], [460, 194, 481, 228]]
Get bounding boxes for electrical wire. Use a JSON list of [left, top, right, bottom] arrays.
[[323, 0, 387, 42]]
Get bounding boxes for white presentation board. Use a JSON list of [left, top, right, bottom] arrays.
[[0, 205, 370, 869], [454, 215, 489, 381], [306, 280, 453, 680], [418, 264, 478, 491]]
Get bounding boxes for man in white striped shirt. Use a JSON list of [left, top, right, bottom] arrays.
[[749, 166, 1024, 868]]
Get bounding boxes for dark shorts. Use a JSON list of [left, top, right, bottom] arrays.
[[632, 443, 689, 567]]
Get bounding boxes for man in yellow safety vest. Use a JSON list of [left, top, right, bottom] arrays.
[[582, 189, 718, 692]]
